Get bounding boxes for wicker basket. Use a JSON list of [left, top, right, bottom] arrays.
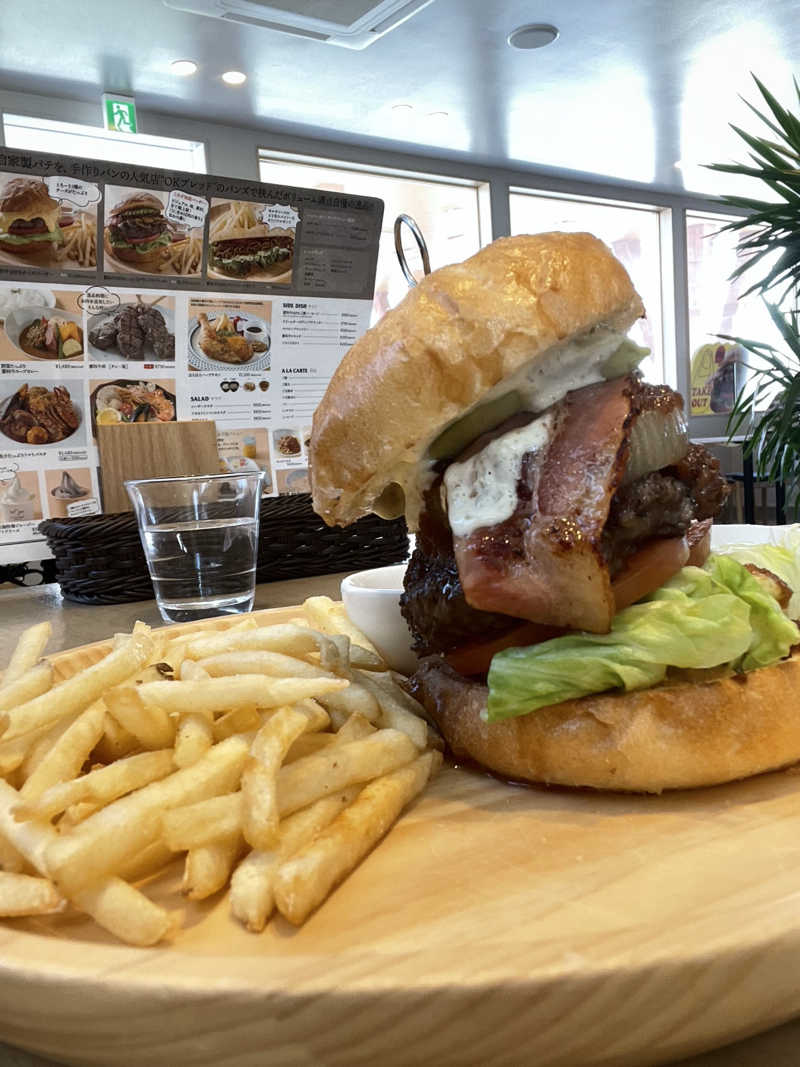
[[39, 494, 409, 606]]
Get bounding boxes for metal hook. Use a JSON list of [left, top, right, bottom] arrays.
[[394, 214, 431, 288]]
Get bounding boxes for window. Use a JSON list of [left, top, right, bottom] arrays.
[[686, 210, 790, 413], [508, 190, 668, 386], [3, 115, 206, 173], [259, 152, 486, 323]]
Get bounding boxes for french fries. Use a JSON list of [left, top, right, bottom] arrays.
[[274, 751, 442, 925], [0, 622, 51, 689], [0, 606, 440, 945], [0, 872, 63, 917]]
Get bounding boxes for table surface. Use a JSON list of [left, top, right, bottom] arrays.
[[2, 575, 800, 1067]]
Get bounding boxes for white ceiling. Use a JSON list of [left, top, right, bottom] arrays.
[[0, 0, 797, 193]]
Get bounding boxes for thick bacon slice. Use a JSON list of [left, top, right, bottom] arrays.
[[453, 377, 635, 633]]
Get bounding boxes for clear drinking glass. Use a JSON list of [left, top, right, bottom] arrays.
[[126, 471, 265, 624]]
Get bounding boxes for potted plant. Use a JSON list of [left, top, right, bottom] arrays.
[[707, 77, 800, 513]]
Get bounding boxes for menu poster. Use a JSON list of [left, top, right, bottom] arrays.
[[0, 149, 381, 563]]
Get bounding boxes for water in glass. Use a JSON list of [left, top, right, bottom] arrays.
[[141, 515, 259, 623]]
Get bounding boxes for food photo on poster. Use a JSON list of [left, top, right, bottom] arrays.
[[208, 198, 298, 284], [88, 294, 175, 364], [0, 466, 41, 523], [0, 172, 99, 272], [275, 466, 310, 494], [0, 380, 85, 451], [43, 465, 94, 517], [103, 186, 205, 279], [89, 378, 177, 434], [216, 425, 273, 491], [188, 296, 271, 371], [0, 288, 84, 363]]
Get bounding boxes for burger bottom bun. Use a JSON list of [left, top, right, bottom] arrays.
[[103, 231, 166, 268], [409, 653, 800, 793]]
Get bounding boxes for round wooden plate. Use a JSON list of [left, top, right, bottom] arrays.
[[2, 606, 800, 1066]]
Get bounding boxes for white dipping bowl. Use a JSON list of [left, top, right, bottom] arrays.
[[340, 564, 417, 675]]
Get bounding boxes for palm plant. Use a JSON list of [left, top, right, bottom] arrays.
[[708, 75, 800, 303], [722, 304, 800, 512], [706, 77, 800, 513]]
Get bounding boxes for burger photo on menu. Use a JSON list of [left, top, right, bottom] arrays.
[[208, 198, 295, 284], [0, 174, 97, 271], [187, 297, 271, 372], [310, 232, 800, 795], [0, 289, 84, 362], [103, 187, 203, 278], [88, 295, 175, 363]]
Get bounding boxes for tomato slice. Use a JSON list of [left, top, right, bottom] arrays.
[[443, 621, 564, 677], [612, 535, 690, 612]]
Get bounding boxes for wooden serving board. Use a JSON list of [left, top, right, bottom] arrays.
[[3, 605, 800, 1067]]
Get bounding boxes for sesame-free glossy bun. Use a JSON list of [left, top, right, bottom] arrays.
[[310, 232, 644, 530], [409, 654, 800, 793], [0, 177, 56, 216]]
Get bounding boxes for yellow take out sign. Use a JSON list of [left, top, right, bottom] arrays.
[[690, 341, 744, 416]]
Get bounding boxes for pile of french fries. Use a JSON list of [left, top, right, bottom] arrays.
[[0, 599, 441, 946]]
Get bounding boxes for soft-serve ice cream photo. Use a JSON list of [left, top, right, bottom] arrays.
[[0, 468, 40, 524], [43, 466, 91, 518]]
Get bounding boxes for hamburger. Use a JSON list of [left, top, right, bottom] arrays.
[[0, 178, 63, 256], [310, 232, 800, 793], [209, 225, 294, 279], [105, 193, 171, 266]]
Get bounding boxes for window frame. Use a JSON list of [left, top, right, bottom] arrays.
[[2, 113, 207, 173], [258, 142, 750, 438], [508, 186, 673, 388]]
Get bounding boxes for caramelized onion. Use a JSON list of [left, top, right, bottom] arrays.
[[623, 406, 688, 484]]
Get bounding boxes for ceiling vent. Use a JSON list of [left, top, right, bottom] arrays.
[[162, 0, 435, 49]]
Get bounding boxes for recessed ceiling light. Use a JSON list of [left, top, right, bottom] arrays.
[[427, 111, 448, 119], [392, 103, 414, 113], [171, 59, 198, 76], [222, 70, 247, 86], [507, 24, 559, 50]]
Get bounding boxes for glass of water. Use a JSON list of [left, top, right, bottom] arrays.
[[126, 471, 266, 624]]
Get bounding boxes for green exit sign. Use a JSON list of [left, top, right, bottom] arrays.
[[102, 93, 137, 134]]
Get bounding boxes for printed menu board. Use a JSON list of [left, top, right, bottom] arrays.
[[0, 149, 382, 562]]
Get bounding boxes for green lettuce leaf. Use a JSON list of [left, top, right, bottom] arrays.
[[108, 231, 171, 253], [0, 227, 62, 245], [486, 557, 798, 722], [705, 554, 799, 670], [714, 535, 800, 619]]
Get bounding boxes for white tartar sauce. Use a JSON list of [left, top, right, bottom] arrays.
[[443, 411, 555, 538]]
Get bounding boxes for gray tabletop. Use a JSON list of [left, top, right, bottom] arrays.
[[2, 579, 800, 1067]]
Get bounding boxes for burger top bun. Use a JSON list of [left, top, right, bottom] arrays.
[[109, 193, 165, 218], [0, 177, 57, 215], [211, 224, 270, 243], [411, 653, 800, 793], [310, 232, 644, 530]]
